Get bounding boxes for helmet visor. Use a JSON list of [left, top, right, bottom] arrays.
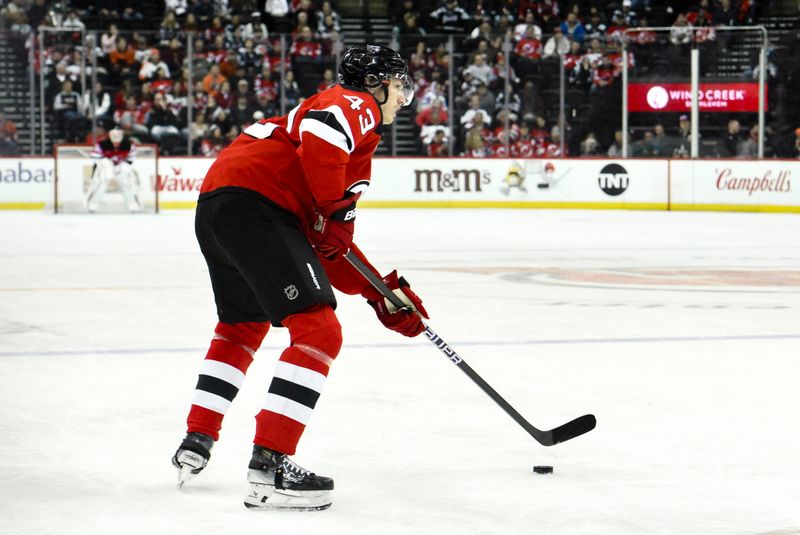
[[388, 73, 414, 107]]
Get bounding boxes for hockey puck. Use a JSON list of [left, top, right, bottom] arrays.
[[533, 465, 553, 474]]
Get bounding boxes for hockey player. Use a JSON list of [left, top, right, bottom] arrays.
[[86, 127, 142, 212], [172, 45, 426, 511]]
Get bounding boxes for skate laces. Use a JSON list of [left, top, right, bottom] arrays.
[[278, 456, 317, 484]]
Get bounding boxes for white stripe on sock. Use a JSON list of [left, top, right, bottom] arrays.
[[192, 390, 232, 414], [200, 359, 246, 389], [273, 361, 326, 393], [262, 393, 314, 424]]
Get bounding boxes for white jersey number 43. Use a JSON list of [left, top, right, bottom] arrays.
[[343, 95, 375, 135]]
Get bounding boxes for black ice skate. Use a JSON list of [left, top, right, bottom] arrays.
[[243, 446, 333, 511], [172, 432, 214, 487]]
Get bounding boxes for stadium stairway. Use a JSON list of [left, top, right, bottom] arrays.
[[0, 31, 42, 155]]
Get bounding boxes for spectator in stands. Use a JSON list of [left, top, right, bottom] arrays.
[[200, 125, 226, 156], [317, 68, 336, 92], [464, 128, 490, 157], [316, 1, 340, 34], [606, 10, 628, 44], [290, 26, 322, 63], [27, 0, 48, 29], [420, 114, 451, 151], [512, 123, 537, 157], [670, 13, 693, 46], [514, 10, 543, 41], [0, 129, 18, 155], [243, 11, 269, 41], [100, 24, 119, 55], [53, 80, 85, 142], [584, 12, 607, 41], [430, 0, 471, 34], [215, 81, 236, 109], [651, 123, 674, 157], [739, 124, 773, 158], [495, 84, 522, 116], [203, 63, 227, 99], [461, 94, 492, 130], [139, 49, 171, 82], [63, 9, 85, 31], [632, 130, 657, 157], [159, 10, 181, 46], [607, 129, 625, 156], [580, 132, 601, 155], [417, 99, 449, 130], [519, 80, 544, 118], [542, 125, 566, 157], [280, 70, 301, 108], [189, 112, 209, 149], [713, 0, 738, 27], [82, 81, 113, 126], [230, 95, 256, 129], [114, 95, 149, 138], [426, 129, 448, 156], [543, 26, 570, 58], [192, 0, 217, 23], [0, 109, 18, 143], [254, 90, 279, 118], [462, 53, 494, 87], [147, 92, 182, 141], [717, 119, 742, 157], [515, 25, 544, 76], [561, 12, 586, 44], [474, 82, 496, 115]]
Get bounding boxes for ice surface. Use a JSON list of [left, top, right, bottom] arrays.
[[1, 208, 799, 535]]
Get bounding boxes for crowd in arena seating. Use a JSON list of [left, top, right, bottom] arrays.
[[2, 0, 799, 157]]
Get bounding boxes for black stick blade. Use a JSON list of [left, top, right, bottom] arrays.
[[539, 414, 597, 446]]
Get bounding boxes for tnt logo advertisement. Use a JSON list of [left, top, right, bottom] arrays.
[[598, 163, 630, 196]]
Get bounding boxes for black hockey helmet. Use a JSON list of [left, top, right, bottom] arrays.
[[338, 44, 414, 106]]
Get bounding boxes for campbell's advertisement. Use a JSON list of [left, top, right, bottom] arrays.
[[628, 83, 766, 112], [670, 160, 798, 209]]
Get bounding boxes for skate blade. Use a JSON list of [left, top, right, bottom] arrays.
[[177, 465, 195, 488], [244, 501, 331, 512]]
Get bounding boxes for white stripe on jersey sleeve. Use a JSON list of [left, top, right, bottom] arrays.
[[298, 104, 356, 154], [286, 103, 301, 133]]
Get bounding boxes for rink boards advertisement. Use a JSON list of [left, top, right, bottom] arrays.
[[1, 156, 799, 213], [670, 160, 799, 212], [364, 158, 668, 209]]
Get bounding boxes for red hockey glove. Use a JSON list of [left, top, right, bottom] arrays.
[[310, 193, 361, 260], [364, 271, 429, 337]]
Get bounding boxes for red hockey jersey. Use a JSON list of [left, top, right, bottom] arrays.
[[200, 84, 384, 234]]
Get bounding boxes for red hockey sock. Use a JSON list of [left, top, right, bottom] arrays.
[[254, 305, 342, 454], [187, 321, 269, 440]]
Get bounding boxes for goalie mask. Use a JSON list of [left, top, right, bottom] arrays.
[[338, 44, 414, 107], [109, 127, 124, 146]]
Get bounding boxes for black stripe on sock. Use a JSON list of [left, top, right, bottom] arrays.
[[196, 374, 239, 402], [268, 377, 320, 409]]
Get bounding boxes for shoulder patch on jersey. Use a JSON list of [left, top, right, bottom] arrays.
[[299, 105, 356, 154]]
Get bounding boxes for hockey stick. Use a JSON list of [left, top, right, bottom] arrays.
[[344, 251, 596, 447]]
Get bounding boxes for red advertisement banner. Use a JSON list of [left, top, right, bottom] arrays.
[[628, 83, 767, 112]]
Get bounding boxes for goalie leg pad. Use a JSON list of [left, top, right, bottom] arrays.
[[254, 304, 341, 455]]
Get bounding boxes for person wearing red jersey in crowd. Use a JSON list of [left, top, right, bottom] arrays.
[[85, 126, 141, 213], [172, 45, 422, 512], [426, 129, 448, 156], [290, 26, 322, 60], [513, 123, 538, 158]]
